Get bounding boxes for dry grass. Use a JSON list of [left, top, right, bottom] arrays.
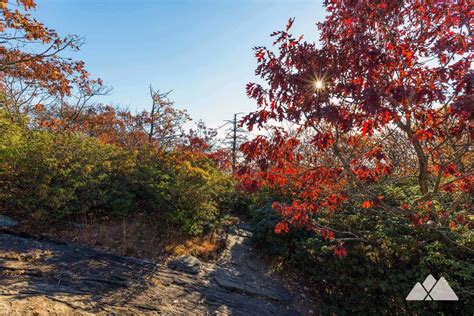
[[169, 230, 224, 260], [7, 212, 225, 263]]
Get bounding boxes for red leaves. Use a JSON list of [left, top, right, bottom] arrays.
[[245, 83, 263, 100], [401, 48, 414, 64], [207, 149, 231, 170], [410, 214, 422, 227], [312, 132, 334, 150], [237, 174, 262, 193], [365, 148, 385, 160], [379, 110, 393, 124], [361, 120, 374, 136], [377, 2, 388, 10], [238, 0, 472, 259], [320, 193, 348, 211], [361, 87, 381, 115], [255, 50, 265, 62], [342, 17, 354, 26], [414, 129, 434, 141], [274, 221, 289, 234], [361, 200, 373, 209], [333, 243, 347, 258], [439, 163, 460, 177], [321, 229, 335, 241]]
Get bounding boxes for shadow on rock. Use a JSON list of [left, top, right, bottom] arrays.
[[0, 223, 301, 315]]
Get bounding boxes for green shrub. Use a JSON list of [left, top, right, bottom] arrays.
[[1, 111, 236, 235], [159, 151, 235, 235], [250, 188, 473, 315], [0, 114, 137, 219]]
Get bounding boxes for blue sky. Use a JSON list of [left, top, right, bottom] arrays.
[[35, 0, 325, 127]]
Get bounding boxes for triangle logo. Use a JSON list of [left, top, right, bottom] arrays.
[[406, 275, 459, 301], [430, 277, 459, 301], [406, 282, 428, 300]]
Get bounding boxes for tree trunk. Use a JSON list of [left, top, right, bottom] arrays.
[[412, 139, 430, 195], [397, 121, 430, 195]]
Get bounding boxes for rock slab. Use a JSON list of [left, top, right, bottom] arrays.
[[0, 222, 301, 315], [168, 255, 202, 275], [0, 215, 18, 228]]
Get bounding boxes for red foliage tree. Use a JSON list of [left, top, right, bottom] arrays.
[[241, 0, 472, 255]]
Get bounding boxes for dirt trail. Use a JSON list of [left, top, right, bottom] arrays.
[[0, 222, 302, 315]]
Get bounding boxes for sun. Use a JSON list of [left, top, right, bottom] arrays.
[[313, 79, 325, 91], [307, 73, 327, 94]]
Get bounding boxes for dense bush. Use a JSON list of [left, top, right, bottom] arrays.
[[156, 150, 235, 235], [1, 112, 136, 219], [250, 185, 473, 315], [0, 111, 235, 234]]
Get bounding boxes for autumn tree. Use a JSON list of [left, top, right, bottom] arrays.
[[242, 0, 472, 254], [0, 0, 106, 128], [135, 86, 190, 150]]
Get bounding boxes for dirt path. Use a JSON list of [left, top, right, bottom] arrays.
[[0, 223, 302, 315]]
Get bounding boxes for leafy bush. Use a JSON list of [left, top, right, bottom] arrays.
[[1, 112, 136, 219], [158, 150, 235, 235], [250, 189, 473, 315], [1, 112, 235, 235]]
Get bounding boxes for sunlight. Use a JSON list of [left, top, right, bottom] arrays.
[[1, 1, 469, 314], [310, 75, 327, 94], [313, 79, 325, 91]]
